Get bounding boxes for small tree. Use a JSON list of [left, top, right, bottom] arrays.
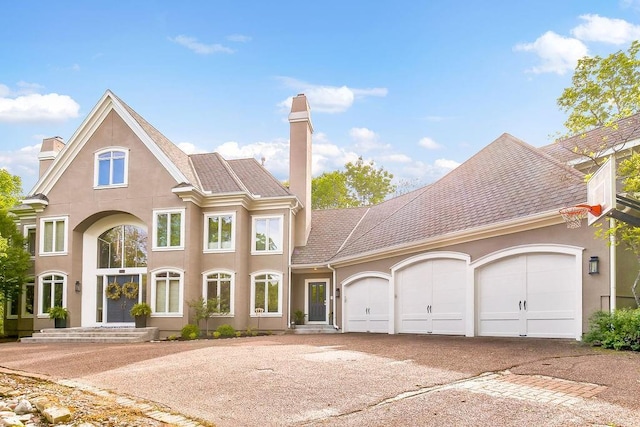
[[188, 297, 221, 336]]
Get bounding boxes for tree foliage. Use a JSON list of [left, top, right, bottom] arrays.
[[312, 157, 396, 209], [557, 41, 640, 163], [0, 170, 29, 304]]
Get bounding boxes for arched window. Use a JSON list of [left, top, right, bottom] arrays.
[[98, 225, 147, 269], [38, 273, 66, 317], [250, 272, 282, 316], [151, 270, 183, 316]]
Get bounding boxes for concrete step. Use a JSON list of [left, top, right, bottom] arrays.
[[293, 324, 339, 334], [21, 327, 159, 344]]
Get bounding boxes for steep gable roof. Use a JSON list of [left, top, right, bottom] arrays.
[[295, 133, 586, 265], [227, 159, 291, 197], [540, 112, 640, 165], [190, 153, 245, 194], [29, 90, 196, 196]]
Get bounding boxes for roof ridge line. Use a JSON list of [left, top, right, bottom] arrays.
[[332, 185, 431, 259], [216, 153, 251, 194], [508, 133, 586, 180], [332, 207, 371, 258]]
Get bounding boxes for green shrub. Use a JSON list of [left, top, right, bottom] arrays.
[[235, 331, 243, 338], [212, 331, 221, 338], [181, 323, 201, 340], [584, 309, 640, 351], [216, 324, 236, 338]]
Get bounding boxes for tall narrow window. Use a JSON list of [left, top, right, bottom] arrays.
[[40, 217, 67, 255], [38, 274, 66, 317], [204, 271, 234, 314], [251, 272, 282, 316], [22, 282, 34, 318], [95, 149, 128, 187], [252, 215, 283, 253], [24, 225, 36, 257], [152, 270, 183, 316], [153, 209, 185, 250], [204, 213, 235, 252]]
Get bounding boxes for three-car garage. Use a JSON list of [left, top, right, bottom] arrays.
[[341, 246, 583, 339]]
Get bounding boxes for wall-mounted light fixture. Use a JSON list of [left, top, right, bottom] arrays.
[[335, 288, 340, 298], [588, 256, 600, 275], [75, 280, 82, 293]]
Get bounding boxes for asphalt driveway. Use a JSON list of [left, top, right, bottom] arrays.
[[1, 334, 639, 426]]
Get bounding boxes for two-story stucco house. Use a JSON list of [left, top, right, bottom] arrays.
[[5, 90, 638, 340]]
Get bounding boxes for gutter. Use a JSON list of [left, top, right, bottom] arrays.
[[328, 263, 339, 331]]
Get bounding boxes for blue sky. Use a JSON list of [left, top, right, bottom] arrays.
[[2, 1, 640, 194]]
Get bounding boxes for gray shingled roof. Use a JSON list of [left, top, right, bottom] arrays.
[[294, 133, 586, 265], [540, 113, 640, 164], [292, 207, 369, 265], [190, 153, 244, 194], [113, 93, 200, 187], [227, 159, 291, 197]]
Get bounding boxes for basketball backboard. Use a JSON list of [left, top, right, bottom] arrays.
[[587, 157, 616, 225]]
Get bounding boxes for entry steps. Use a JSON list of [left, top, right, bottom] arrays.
[[20, 327, 160, 344], [292, 324, 340, 334]]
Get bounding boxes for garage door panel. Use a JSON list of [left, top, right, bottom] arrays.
[[477, 251, 578, 339], [397, 258, 466, 335], [345, 277, 389, 333]]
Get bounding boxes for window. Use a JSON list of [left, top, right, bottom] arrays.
[[6, 297, 18, 319], [22, 282, 34, 318], [39, 217, 67, 255], [24, 225, 36, 257], [98, 225, 148, 268], [203, 271, 234, 315], [152, 270, 183, 316], [252, 215, 283, 253], [95, 149, 128, 187], [153, 209, 185, 250], [251, 272, 282, 316], [204, 213, 235, 252], [38, 273, 66, 317]]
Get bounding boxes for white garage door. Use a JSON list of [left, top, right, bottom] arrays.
[[396, 258, 466, 335], [477, 253, 576, 338], [344, 276, 389, 333]]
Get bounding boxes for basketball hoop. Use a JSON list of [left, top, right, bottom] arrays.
[[559, 204, 602, 228]]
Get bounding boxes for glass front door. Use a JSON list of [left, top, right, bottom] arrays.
[[308, 281, 327, 322]]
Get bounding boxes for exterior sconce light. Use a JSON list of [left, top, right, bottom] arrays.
[[75, 280, 82, 293], [335, 288, 340, 298], [588, 256, 599, 275]]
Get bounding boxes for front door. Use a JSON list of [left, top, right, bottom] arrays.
[[105, 274, 140, 323], [308, 281, 327, 322]]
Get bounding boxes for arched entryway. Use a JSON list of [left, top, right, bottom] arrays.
[[81, 214, 147, 327]]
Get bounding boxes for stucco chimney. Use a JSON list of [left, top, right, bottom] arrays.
[[288, 94, 313, 247], [38, 136, 65, 178]]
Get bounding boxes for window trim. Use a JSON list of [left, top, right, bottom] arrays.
[[250, 271, 283, 317], [251, 214, 284, 255], [152, 208, 186, 251], [23, 224, 36, 258], [202, 269, 235, 317], [94, 147, 129, 189], [39, 216, 68, 256], [150, 268, 184, 317], [37, 272, 67, 318], [5, 297, 18, 319], [203, 212, 236, 253]]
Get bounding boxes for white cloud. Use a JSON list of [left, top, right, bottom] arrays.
[[381, 153, 412, 163], [396, 158, 460, 183], [571, 14, 640, 44], [226, 34, 252, 43], [177, 142, 206, 154], [169, 35, 234, 54], [434, 158, 460, 169], [277, 77, 387, 113], [514, 31, 588, 75], [0, 84, 80, 123], [349, 127, 389, 152], [418, 137, 442, 150], [0, 143, 42, 192]]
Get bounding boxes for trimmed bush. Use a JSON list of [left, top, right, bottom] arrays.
[[181, 323, 201, 340], [216, 324, 236, 338], [584, 309, 640, 351]]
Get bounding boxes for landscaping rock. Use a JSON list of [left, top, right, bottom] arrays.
[[41, 406, 71, 424]]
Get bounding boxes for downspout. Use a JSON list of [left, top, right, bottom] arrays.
[[610, 217, 617, 312], [328, 263, 338, 330], [288, 203, 297, 330]]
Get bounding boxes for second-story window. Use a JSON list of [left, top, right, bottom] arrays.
[[95, 149, 128, 187]]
